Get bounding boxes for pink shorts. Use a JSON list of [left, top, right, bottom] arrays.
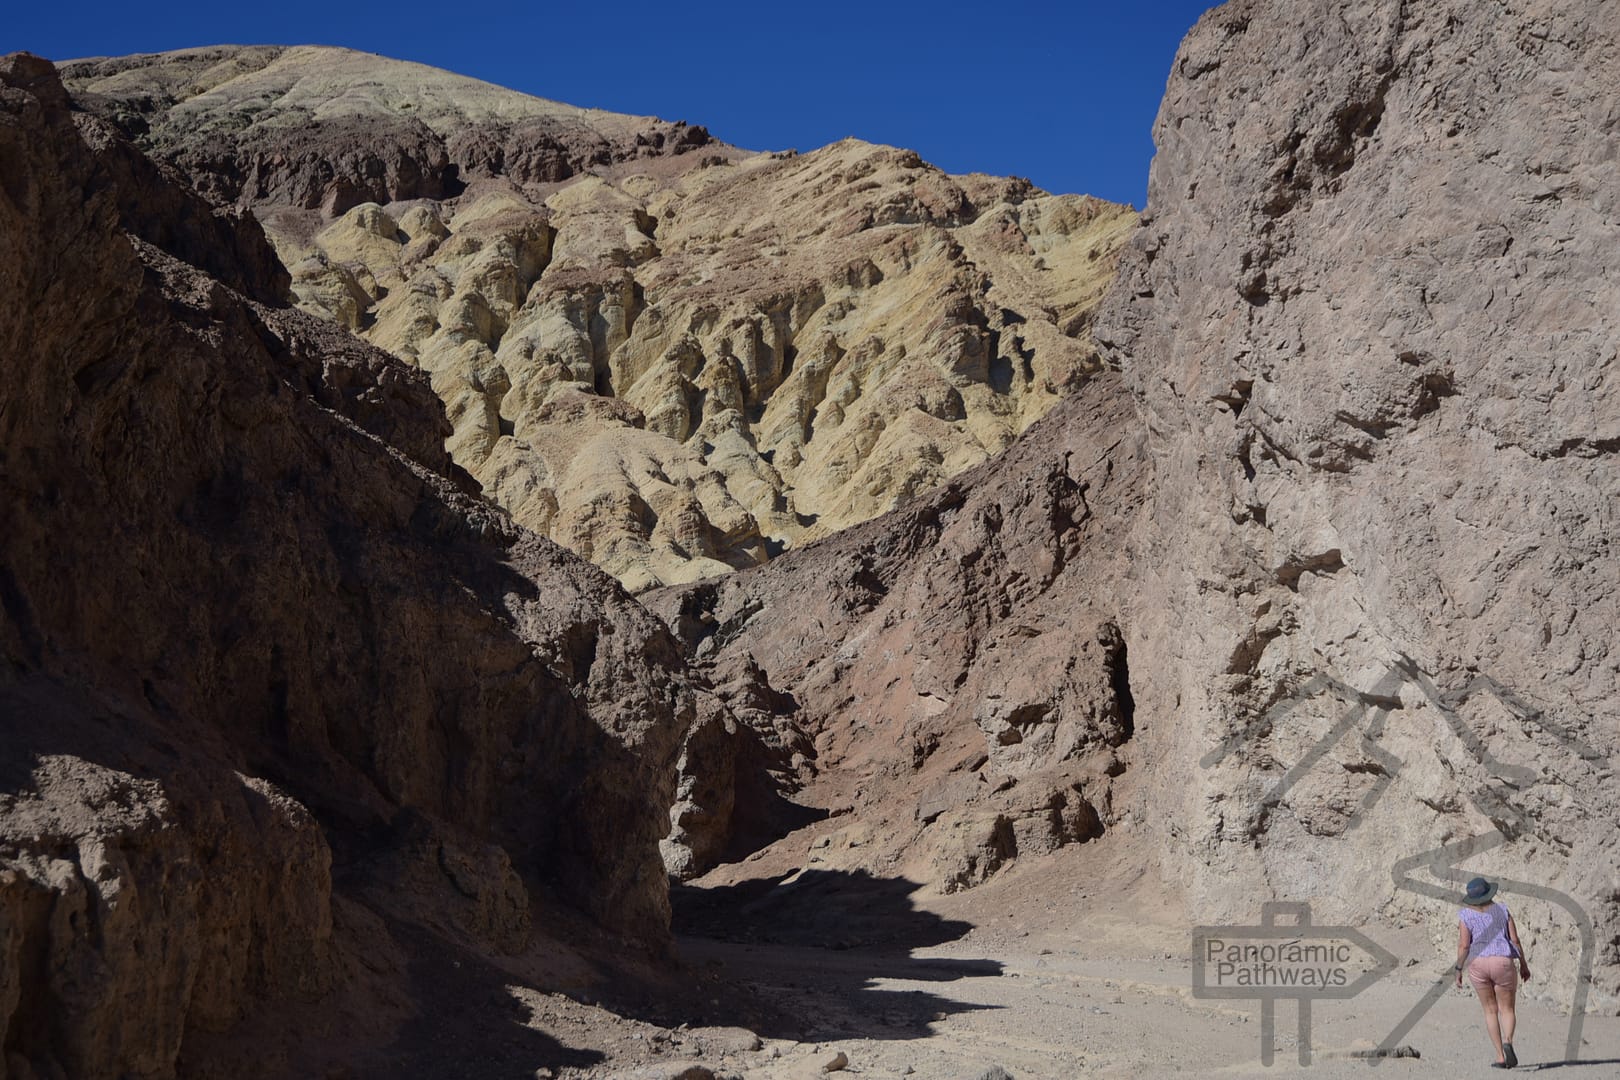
[[1468, 955, 1519, 992]]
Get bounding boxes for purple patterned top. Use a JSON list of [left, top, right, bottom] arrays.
[[1459, 902, 1516, 959]]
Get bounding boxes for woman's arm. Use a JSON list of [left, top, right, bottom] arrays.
[[1455, 920, 1472, 987], [1507, 914, 1532, 981]]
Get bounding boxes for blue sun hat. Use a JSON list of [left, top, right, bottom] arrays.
[[1461, 876, 1499, 905]]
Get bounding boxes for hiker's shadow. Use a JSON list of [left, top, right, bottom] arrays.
[[671, 868, 1004, 1042], [1523, 1060, 1620, 1071]]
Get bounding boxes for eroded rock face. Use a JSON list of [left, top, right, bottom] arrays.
[[0, 53, 691, 1077], [61, 47, 1135, 591], [1097, 0, 1620, 1006], [0, 684, 337, 1080], [646, 376, 1148, 889]]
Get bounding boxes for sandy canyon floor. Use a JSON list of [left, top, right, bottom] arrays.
[[314, 844, 1620, 1079]]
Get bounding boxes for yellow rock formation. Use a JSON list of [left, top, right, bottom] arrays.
[[68, 47, 1135, 590]]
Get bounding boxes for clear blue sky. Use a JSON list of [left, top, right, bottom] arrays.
[[6, 1, 1218, 208]]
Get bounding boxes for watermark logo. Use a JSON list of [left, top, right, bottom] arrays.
[[1193, 902, 1396, 1066], [1198, 656, 1605, 1067]]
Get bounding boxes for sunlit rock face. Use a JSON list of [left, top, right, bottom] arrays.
[[1096, 0, 1620, 1008], [64, 46, 1134, 590]]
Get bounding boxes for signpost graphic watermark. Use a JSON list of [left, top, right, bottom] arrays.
[[1193, 901, 1397, 1066]]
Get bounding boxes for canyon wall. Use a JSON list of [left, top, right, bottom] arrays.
[[0, 54, 691, 1078], [1098, 0, 1619, 1007], [5, 5, 1618, 1076], [647, 374, 1147, 890]]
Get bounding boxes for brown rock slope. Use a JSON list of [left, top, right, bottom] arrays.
[[62, 46, 1135, 591], [0, 54, 693, 1078], [656, 0, 1619, 1011], [646, 375, 1148, 890]]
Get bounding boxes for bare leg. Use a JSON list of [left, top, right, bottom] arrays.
[[1498, 982, 1518, 1047], [1475, 982, 1505, 1063]]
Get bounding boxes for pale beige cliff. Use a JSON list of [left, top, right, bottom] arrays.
[[64, 47, 1135, 590], [1096, 0, 1620, 1010]]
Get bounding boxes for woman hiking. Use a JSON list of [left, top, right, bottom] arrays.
[[1454, 876, 1532, 1068]]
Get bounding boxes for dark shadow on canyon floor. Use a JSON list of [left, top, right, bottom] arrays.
[[666, 869, 1003, 1042], [353, 918, 606, 1080]]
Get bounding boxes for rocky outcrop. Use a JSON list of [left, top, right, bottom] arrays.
[[0, 53, 691, 1077], [0, 684, 338, 1080], [1096, 0, 1620, 1007], [646, 374, 1147, 888], [61, 47, 1136, 591], [658, 655, 820, 879]]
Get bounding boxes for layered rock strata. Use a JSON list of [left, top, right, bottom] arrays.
[[62, 45, 716, 213]]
